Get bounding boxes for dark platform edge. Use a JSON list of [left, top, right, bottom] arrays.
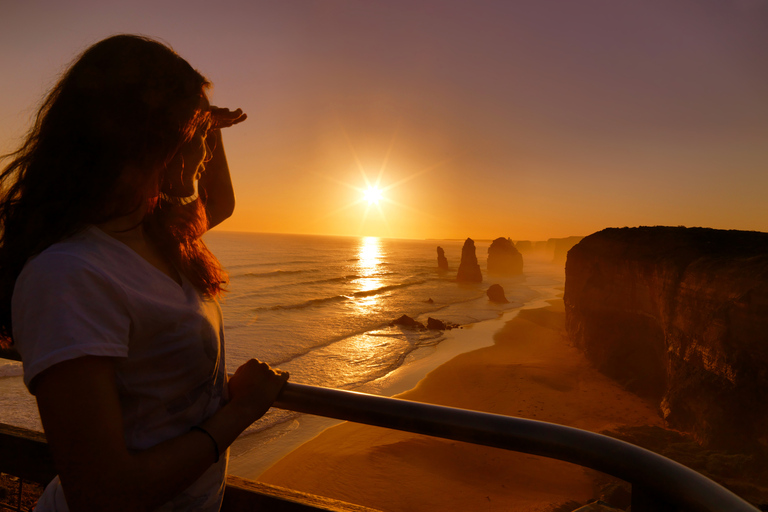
[[0, 422, 378, 512]]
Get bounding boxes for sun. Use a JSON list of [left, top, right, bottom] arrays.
[[312, 124, 453, 236], [363, 186, 383, 204]]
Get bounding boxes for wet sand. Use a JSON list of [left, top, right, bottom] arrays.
[[259, 300, 665, 511]]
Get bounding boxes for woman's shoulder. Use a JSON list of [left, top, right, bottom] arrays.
[[25, 226, 127, 274], [18, 226, 190, 303], [15, 227, 134, 298]]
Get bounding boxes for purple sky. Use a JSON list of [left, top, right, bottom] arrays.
[[2, 0, 767, 239]]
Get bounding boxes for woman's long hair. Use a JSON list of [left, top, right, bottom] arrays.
[[0, 35, 226, 345]]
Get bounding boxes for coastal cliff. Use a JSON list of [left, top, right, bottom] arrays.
[[551, 236, 583, 264], [564, 226, 768, 450]]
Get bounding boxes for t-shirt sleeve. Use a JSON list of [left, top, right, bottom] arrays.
[[12, 252, 131, 391]]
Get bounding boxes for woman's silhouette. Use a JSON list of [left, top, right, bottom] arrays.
[[0, 34, 288, 511]]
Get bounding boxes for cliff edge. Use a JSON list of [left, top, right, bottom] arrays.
[[564, 226, 768, 450]]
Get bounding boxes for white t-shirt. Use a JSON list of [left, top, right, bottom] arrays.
[[13, 225, 229, 511]]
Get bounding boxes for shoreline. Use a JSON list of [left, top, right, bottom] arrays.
[[257, 298, 665, 511], [226, 296, 555, 479], [227, 261, 566, 479]]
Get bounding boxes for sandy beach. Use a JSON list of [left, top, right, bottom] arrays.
[[258, 299, 665, 511]]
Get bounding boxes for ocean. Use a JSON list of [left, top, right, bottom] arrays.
[[0, 231, 565, 476]]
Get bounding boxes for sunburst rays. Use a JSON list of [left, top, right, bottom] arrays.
[[314, 124, 451, 236]]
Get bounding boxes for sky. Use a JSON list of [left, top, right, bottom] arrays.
[[1, 0, 767, 241]]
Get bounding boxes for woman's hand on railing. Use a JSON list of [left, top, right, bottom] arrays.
[[228, 359, 289, 424]]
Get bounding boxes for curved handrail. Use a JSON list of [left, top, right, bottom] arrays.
[[274, 382, 759, 512]]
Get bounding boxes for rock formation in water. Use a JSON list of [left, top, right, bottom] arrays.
[[427, 317, 446, 330], [391, 314, 425, 329], [487, 237, 523, 276], [564, 226, 768, 450], [427, 317, 459, 330], [486, 284, 509, 303], [456, 238, 482, 283], [437, 246, 449, 270]]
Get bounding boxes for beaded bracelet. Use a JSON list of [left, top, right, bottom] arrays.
[[191, 425, 220, 463]]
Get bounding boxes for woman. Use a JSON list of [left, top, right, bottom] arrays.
[[0, 35, 288, 511]]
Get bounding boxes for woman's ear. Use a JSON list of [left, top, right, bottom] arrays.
[[162, 152, 185, 194]]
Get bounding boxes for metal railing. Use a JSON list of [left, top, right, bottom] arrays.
[[274, 382, 759, 512], [0, 348, 759, 511]]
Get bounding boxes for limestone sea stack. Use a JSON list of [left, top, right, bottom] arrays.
[[564, 226, 768, 450], [437, 246, 449, 270], [456, 238, 482, 282], [486, 284, 509, 303], [487, 237, 523, 276]]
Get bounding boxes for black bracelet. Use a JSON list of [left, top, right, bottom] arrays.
[[191, 425, 220, 463]]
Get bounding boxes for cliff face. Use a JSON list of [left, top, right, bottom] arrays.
[[564, 227, 768, 450], [551, 236, 584, 264]]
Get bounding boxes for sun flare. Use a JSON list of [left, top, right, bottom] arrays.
[[363, 187, 383, 204], [313, 125, 453, 236]]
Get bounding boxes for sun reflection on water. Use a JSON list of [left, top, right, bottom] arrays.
[[358, 237, 381, 278], [355, 237, 383, 312]]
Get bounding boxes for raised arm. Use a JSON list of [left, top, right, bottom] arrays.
[[34, 355, 287, 511], [199, 107, 247, 229]]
